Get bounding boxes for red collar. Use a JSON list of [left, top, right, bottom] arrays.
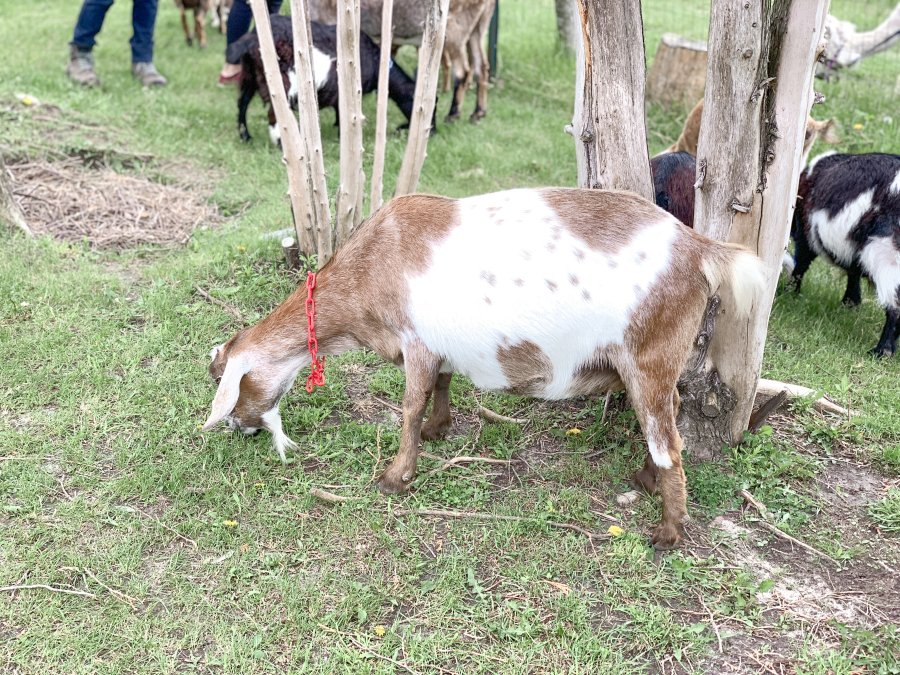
[[305, 271, 326, 393]]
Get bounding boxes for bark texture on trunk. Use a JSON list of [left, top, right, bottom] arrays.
[[395, 0, 449, 196], [646, 33, 708, 107], [336, 0, 366, 243], [572, 0, 652, 200], [682, 0, 831, 458]]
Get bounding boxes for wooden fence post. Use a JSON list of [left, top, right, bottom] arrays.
[[685, 0, 831, 455], [395, 0, 449, 196], [369, 0, 394, 214], [572, 0, 653, 200], [290, 0, 332, 264], [335, 0, 366, 242]]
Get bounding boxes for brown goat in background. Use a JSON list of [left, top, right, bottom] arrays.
[[174, 0, 210, 48]]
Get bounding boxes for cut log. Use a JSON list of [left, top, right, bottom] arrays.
[[646, 33, 708, 108], [281, 236, 300, 270]]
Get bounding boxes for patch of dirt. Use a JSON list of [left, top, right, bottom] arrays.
[[7, 155, 221, 249]]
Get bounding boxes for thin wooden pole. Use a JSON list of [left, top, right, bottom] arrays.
[[335, 0, 366, 242], [369, 0, 394, 214], [248, 0, 316, 255], [395, 0, 449, 196], [290, 0, 333, 264]]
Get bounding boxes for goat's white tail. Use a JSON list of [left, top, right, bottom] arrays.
[[701, 243, 769, 318]]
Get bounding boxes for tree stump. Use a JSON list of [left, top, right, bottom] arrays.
[[646, 33, 708, 107]]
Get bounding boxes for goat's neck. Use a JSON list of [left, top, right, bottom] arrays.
[[250, 270, 362, 363]]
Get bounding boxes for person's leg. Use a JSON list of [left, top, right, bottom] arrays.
[[220, 0, 282, 82], [71, 0, 115, 50], [69, 0, 114, 86], [131, 0, 167, 85]]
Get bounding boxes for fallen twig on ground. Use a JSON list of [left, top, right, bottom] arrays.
[[393, 507, 608, 541], [310, 487, 359, 503], [195, 286, 244, 322], [130, 505, 197, 549], [61, 567, 139, 609], [420, 452, 521, 478], [371, 395, 402, 414], [477, 404, 527, 425], [756, 378, 851, 417], [740, 489, 839, 564], [0, 583, 96, 599], [317, 623, 432, 675]]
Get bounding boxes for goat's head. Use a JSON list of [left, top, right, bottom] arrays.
[[203, 329, 303, 462], [803, 117, 839, 158]]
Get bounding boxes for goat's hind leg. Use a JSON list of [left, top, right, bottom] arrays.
[[180, 9, 193, 46], [377, 342, 442, 494], [421, 373, 453, 441]]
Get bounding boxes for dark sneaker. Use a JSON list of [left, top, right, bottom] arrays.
[[67, 45, 100, 87], [132, 62, 167, 87]]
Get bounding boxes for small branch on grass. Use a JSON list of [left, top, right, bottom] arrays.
[[195, 286, 244, 323], [0, 583, 96, 599], [599, 391, 613, 424], [756, 378, 851, 417], [697, 593, 724, 653], [740, 489, 838, 565], [371, 394, 402, 414], [61, 567, 139, 609], [310, 487, 359, 504], [393, 507, 608, 542], [477, 404, 527, 425], [421, 453, 521, 476], [130, 505, 198, 549]]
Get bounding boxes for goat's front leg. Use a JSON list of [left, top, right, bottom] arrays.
[[377, 343, 441, 494], [195, 9, 207, 49], [841, 266, 863, 307], [871, 306, 899, 358], [180, 10, 192, 46]]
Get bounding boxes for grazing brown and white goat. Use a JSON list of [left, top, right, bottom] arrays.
[[662, 99, 839, 163], [203, 188, 766, 548], [174, 0, 210, 48]]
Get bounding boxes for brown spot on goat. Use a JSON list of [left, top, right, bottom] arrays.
[[496, 341, 553, 396]]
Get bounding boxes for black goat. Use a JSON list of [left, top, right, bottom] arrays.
[[789, 151, 900, 357], [228, 16, 419, 144], [650, 151, 696, 228]]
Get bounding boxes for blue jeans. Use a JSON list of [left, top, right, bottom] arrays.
[[71, 0, 159, 64], [225, 0, 283, 64]]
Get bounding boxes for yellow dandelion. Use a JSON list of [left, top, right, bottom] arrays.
[[373, 625, 386, 637], [852, 123, 863, 130], [565, 428, 581, 436], [222, 519, 238, 527], [607, 525, 624, 537]]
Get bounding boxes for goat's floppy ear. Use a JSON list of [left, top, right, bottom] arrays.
[[203, 355, 250, 431], [821, 119, 839, 145]]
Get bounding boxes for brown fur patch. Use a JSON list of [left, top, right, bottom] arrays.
[[542, 188, 664, 254], [496, 340, 553, 395]]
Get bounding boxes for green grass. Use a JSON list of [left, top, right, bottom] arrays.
[[1, 0, 899, 673]]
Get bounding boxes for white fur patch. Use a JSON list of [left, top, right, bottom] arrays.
[[268, 124, 281, 146], [262, 407, 297, 463], [890, 167, 900, 195], [859, 236, 900, 309], [312, 47, 332, 90], [646, 418, 673, 469], [209, 344, 223, 361], [809, 188, 874, 265], [405, 189, 677, 399]]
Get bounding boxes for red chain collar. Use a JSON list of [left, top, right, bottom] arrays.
[[305, 271, 326, 393]]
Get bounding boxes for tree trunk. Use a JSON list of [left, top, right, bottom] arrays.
[[395, 0, 449, 196], [572, 0, 652, 200], [290, 0, 332, 264], [646, 33, 708, 107], [250, 0, 318, 257], [682, 0, 831, 458], [555, 0, 578, 53], [336, 0, 366, 243], [0, 156, 32, 237], [369, 0, 394, 214]]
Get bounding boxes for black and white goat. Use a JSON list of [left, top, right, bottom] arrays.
[[227, 15, 418, 144], [789, 152, 900, 356], [203, 187, 766, 548]]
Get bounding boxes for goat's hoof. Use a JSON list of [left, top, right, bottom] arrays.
[[651, 522, 683, 550], [841, 297, 861, 308], [869, 345, 894, 359], [444, 113, 460, 124], [186, 37, 193, 47], [377, 471, 413, 495], [469, 110, 486, 124], [199, 42, 208, 50], [421, 418, 451, 442]]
